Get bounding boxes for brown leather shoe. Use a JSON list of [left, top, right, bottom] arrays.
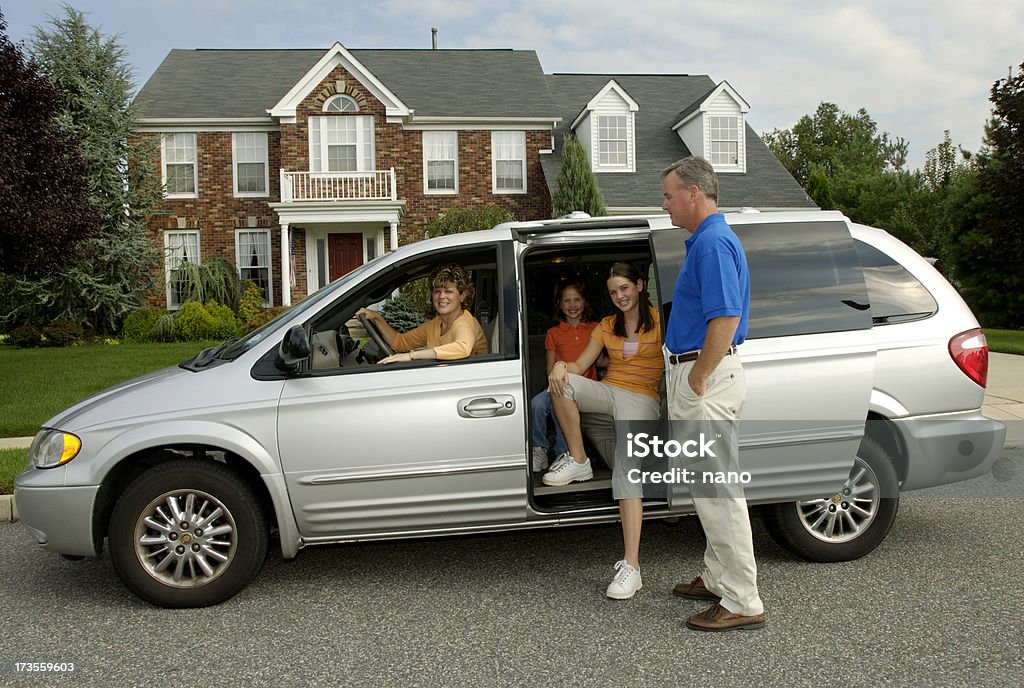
[[672, 576, 721, 601], [686, 603, 766, 632]]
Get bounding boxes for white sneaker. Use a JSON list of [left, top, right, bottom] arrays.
[[606, 560, 643, 599], [531, 447, 549, 472], [548, 452, 572, 472], [541, 455, 593, 486]]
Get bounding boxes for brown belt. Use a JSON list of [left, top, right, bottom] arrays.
[[667, 345, 736, 365]]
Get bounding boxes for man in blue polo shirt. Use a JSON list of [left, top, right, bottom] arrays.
[[661, 156, 765, 632]]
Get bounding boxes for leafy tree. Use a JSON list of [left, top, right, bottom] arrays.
[[16, 4, 163, 333], [949, 61, 1024, 328], [423, 204, 515, 238], [0, 10, 98, 282], [551, 133, 607, 217]]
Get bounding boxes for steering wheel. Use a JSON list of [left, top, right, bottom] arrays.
[[358, 313, 395, 359]]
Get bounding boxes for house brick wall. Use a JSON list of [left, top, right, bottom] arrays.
[[141, 60, 554, 308]]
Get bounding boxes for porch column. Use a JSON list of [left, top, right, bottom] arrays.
[[389, 221, 399, 252], [280, 222, 291, 307]]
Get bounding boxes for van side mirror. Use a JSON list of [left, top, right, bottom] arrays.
[[275, 325, 311, 372]]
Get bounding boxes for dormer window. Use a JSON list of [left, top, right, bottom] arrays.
[[323, 94, 359, 112], [672, 81, 749, 173], [570, 79, 638, 173], [709, 116, 739, 166]]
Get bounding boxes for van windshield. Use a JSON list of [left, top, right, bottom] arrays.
[[216, 262, 375, 361]]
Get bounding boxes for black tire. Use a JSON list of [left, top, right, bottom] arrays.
[[108, 459, 268, 608], [763, 436, 899, 562]]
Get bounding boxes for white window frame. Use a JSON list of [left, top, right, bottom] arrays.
[[491, 131, 526, 194], [422, 131, 458, 195], [232, 132, 269, 198], [323, 94, 360, 112], [596, 115, 629, 170], [161, 133, 198, 198], [309, 116, 375, 173], [234, 229, 273, 307], [164, 230, 200, 309], [709, 115, 740, 167]]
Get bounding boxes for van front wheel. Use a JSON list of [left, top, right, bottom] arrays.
[[763, 436, 899, 562], [108, 459, 268, 608]]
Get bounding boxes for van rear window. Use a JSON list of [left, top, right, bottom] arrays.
[[854, 240, 938, 324], [737, 221, 872, 339]]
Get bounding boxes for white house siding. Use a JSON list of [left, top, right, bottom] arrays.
[[575, 113, 593, 164]]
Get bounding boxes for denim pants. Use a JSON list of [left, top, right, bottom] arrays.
[[530, 389, 568, 454]]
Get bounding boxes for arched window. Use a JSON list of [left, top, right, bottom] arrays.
[[323, 95, 360, 112]]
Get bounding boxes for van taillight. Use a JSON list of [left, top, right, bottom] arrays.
[[949, 328, 988, 387]]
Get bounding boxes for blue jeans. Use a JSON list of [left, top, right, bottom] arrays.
[[530, 389, 568, 454]]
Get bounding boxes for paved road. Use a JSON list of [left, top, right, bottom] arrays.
[[1, 450, 1022, 688]]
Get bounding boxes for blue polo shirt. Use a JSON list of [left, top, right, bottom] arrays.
[[665, 213, 750, 354]]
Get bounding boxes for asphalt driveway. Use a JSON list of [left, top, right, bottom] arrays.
[[2, 448, 1021, 687]]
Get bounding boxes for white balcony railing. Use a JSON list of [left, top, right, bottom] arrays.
[[280, 168, 396, 202]]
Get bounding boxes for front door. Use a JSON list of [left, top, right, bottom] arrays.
[[328, 233, 363, 281]]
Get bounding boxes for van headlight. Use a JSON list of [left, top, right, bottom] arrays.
[[29, 429, 82, 468]]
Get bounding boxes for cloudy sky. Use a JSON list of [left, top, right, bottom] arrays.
[[4, 0, 1021, 168]]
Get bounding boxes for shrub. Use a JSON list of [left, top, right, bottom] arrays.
[[172, 301, 216, 341], [204, 300, 240, 339], [237, 281, 265, 329], [8, 324, 43, 348], [175, 259, 243, 312], [150, 313, 176, 342], [171, 300, 239, 341], [122, 307, 167, 342], [42, 318, 84, 347], [242, 306, 289, 333]]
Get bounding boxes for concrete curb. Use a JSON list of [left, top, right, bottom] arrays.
[[0, 494, 18, 523]]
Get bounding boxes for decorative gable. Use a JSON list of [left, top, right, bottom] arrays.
[[570, 79, 639, 173], [672, 81, 750, 173], [269, 42, 411, 124]]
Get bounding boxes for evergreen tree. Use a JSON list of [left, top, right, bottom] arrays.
[[21, 4, 163, 333], [949, 62, 1024, 328], [551, 133, 607, 217], [0, 11, 98, 282]]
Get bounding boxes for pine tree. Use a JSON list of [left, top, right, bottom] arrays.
[[551, 133, 607, 217], [22, 4, 163, 333]]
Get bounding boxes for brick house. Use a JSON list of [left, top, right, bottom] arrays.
[[134, 43, 813, 309]]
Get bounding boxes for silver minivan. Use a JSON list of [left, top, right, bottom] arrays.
[[15, 211, 1005, 607]]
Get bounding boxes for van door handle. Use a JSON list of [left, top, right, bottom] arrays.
[[458, 395, 516, 418]]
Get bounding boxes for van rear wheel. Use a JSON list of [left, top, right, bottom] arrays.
[[763, 436, 899, 562], [108, 459, 268, 608]]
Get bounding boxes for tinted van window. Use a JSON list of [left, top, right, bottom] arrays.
[[737, 221, 872, 339], [854, 240, 938, 324]]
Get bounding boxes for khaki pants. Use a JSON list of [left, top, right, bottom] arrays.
[[666, 353, 764, 616]]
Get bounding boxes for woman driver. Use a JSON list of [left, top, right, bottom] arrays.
[[356, 262, 488, 364]]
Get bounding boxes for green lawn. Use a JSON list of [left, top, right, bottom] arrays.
[[1, 448, 28, 494], [985, 329, 1024, 356], [0, 341, 217, 438]]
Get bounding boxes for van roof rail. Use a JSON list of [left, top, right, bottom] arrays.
[[509, 217, 659, 240]]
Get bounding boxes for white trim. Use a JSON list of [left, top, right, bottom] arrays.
[[422, 131, 459, 195], [491, 130, 527, 194], [161, 133, 198, 199], [234, 228, 274, 307], [308, 115, 375, 173], [268, 42, 411, 120], [138, 117, 277, 133], [403, 117, 560, 131], [593, 111, 635, 173], [571, 79, 639, 130], [232, 132, 270, 198]]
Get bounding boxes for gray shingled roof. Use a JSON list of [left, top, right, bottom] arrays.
[[134, 48, 557, 119], [541, 74, 814, 210]]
